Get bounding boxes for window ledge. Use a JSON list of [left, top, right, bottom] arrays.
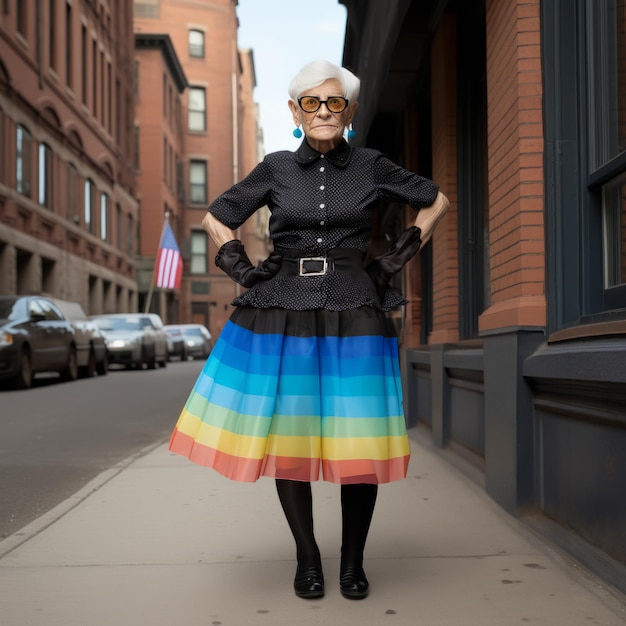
[[549, 319, 626, 343]]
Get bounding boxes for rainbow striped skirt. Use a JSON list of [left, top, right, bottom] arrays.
[[168, 306, 410, 484]]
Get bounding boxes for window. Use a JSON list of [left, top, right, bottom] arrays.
[[134, 60, 139, 100], [587, 0, 626, 307], [81, 25, 87, 104], [190, 231, 208, 274], [163, 137, 168, 182], [133, 125, 140, 170], [176, 158, 184, 202], [602, 173, 626, 288], [189, 160, 207, 204], [16, 125, 33, 197], [543, 0, 626, 327], [188, 87, 206, 131], [116, 203, 122, 248], [127, 213, 134, 254], [38, 143, 53, 208], [115, 78, 121, 144], [84, 178, 94, 233], [107, 61, 112, 133], [100, 50, 105, 124], [17, 0, 26, 36], [67, 163, 80, 222], [0, 108, 4, 183], [65, 2, 72, 88], [100, 193, 109, 241], [163, 73, 167, 117], [92, 38, 97, 116], [49, 0, 57, 70], [189, 29, 205, 58]]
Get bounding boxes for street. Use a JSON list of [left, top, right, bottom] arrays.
[[0, 360, 204, 539]]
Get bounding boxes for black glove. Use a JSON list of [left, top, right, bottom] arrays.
[[215, 239, 282, 288], [365, 226, 422, 299]]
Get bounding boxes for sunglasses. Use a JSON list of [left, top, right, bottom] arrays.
[[298, 96, 349, 114]]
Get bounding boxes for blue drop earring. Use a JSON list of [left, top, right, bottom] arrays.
[[347, 124, 356, 140], [293, 126, 303, 139]]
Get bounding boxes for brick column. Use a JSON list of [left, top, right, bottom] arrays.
[[480, 0, 546, 332], [429, 14, 459, 344]]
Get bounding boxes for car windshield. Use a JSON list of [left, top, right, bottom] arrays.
[[0, 298, 26, 321], [93, 317, 142, 331], [183, 328, 204, 337]]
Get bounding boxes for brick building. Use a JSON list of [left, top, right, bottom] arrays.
[[133, 33, 187, 322], [0, 1, 138, 313], [134, 0, 270, 338], [340, 0, 626, 594]]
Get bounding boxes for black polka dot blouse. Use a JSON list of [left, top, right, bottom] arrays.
[[208, 139, 439, 312]]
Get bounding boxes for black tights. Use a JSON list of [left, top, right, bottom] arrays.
[[275, 479, 378, 572]]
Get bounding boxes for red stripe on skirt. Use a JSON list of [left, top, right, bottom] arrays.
[[169, 429, 409, 484]]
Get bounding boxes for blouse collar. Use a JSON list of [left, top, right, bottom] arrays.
[[295, 138, 352, 168]]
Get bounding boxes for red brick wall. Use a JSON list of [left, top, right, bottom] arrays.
[[429, 14, 459, 344], [479, 0, 546, 331]]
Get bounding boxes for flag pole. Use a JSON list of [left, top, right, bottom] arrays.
[[144, 214, 169, 314]]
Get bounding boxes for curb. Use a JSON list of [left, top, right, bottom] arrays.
[[0, 437, 168, 560]]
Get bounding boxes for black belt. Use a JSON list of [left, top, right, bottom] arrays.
[[276, 248, 364, 277]]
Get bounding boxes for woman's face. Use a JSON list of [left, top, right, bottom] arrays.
[[288, 78, 358, 153]]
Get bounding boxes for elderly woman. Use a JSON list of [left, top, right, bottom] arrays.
[[169, 60, 449, 600]]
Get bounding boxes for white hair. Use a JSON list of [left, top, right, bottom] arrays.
[[288, 60, 360, 103]]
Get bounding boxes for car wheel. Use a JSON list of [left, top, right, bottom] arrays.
[[13, 348, 33, 389], [61, 346, 79, 381], [80, 348, 97, 378], [143, 347, 156, 370], [96, 352, 108, 376]]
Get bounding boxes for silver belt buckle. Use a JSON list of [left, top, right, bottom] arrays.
[[298, 256, 328, 276]]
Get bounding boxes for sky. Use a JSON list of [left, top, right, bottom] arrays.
[[236, 0, 347, 155]]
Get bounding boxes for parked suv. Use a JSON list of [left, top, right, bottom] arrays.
[[90, 313, 168, 370]]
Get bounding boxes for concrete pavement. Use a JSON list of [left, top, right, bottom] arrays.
[[1, 430, 624, 626]]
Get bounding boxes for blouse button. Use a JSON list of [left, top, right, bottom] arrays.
[[320, 204, 325, 209], [320, 167, 325, 172], [316, 238, 323, 243], [320, 154, 325, 158], [320, 220, 325, 226], [320, 185, 325, 190]]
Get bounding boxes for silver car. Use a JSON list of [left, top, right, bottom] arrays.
[[51, 299, 108, 377], [166, 324, 213, 360], [91, 313, 168, 370]]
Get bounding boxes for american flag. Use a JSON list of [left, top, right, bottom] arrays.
[[155, 222, 183, 289]]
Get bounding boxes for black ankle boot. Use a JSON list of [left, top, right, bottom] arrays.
[[339, 564, 369, 599], [294, 564, 324, 599]]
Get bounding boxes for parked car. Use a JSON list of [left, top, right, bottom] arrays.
[[90, 313, 168, 370], [164, 325, 188, 361], [51, 299, 108, 377], [0, 295, 79, 389], [166, 324, 213, 360]]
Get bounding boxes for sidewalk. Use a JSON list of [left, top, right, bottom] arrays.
[[1, 431, 624, 626]]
